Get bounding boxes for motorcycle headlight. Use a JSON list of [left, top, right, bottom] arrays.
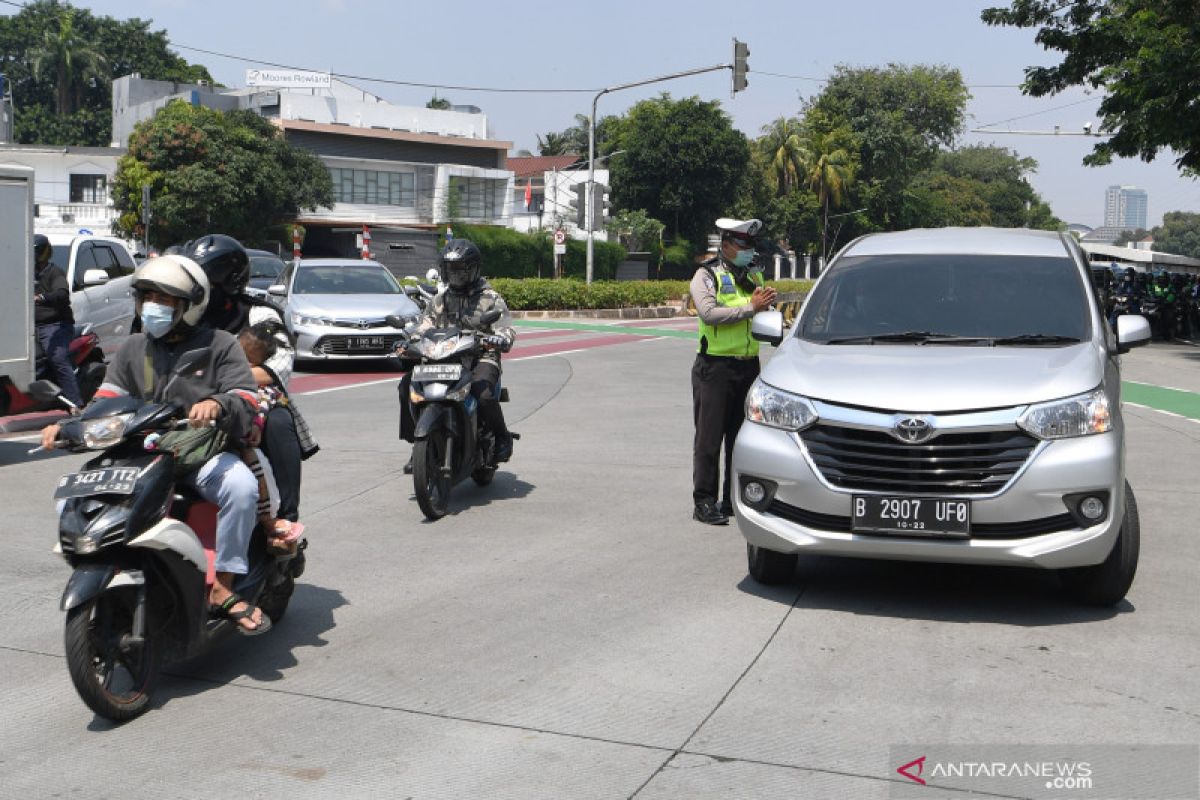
[[418, 339, 458, 360], [1018, 388, 1112, 439], [82, 413, 133, 449], [745, 379, 818, 432], [445, 384, 471, 401], [292, 313, 334, 327]]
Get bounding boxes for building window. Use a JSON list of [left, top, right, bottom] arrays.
[[450, 176, 505, 220], [69, 174, 106, 203], [329, 167, 415, 206]]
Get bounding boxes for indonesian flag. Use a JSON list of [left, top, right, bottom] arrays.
[[524, 180, 532, 211]]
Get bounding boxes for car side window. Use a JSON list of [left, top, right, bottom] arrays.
[[94, 244, 134, 279], [73, 243, 97, 288], [278, 264, 294, 289], [110, 244, 136, 277]]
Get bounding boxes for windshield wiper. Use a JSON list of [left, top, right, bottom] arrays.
[[990, 334, 1082, 346], [826, 331, 991, 345]]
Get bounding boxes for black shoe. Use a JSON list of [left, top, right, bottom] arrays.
[[493, 434, 514, 463], [403, 454, 414, 474], [719, 500, 734, 517], [693, 502, 729, 526]]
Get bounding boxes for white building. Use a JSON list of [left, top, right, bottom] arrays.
[[508, 154, 609, 240], [0, 144, 126, 241]]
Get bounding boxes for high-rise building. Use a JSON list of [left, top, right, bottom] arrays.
[[1104, 185, 1148, 231]]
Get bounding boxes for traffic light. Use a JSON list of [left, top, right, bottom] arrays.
[[568, 182, 587, 228], [732, 38, 749, 94], [591, 183, 611, 231]]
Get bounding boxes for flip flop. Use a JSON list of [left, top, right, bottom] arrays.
[[210, 592, 272, 636]]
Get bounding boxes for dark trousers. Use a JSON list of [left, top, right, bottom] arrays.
[[261, 406, 302, 522], [399, 362, 508, 442], [36, 322, 82, 407], [692, 354, 760, 506]]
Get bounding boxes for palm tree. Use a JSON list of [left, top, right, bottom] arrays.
[[537, 132, 572, 156], [758, 117, 807, 197], [29, 6, 108, 117], [804, 127, 857, 261]]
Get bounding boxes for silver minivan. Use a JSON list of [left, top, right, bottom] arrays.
[[47, 233, 137, 353], [733, 227, 1151, 605]]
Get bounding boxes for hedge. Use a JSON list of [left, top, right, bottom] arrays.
[[454, 224, 626, 281], [489, 278, 814, 311]]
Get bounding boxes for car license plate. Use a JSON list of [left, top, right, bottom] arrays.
[[54, 467, 140, 499], [412, 363, 462, 381], [349, 336, 385, 350], [852, 495, 970, 538]]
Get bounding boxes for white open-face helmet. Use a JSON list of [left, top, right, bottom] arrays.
[[131, 255, 211, 329]]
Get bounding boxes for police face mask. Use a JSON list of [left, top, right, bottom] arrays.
[[140, 302, 176, 339], [731, 248, 756, 269]]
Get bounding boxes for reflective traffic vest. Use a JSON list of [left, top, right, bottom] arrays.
[[697, 263, 762, 357]]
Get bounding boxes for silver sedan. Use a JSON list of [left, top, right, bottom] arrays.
[[269, 258, 422, 361]]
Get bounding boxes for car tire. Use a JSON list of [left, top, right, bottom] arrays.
[[746, 543, 798, 585], [1058, 482, 1139, 607]]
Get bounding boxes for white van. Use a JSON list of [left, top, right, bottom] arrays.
[[46, 233, 138, 354]]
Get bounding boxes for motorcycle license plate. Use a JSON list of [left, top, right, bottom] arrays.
[[851, 495, 970, 538], [54, 467, 140, 499], [413, 363, 462, 381], [349, 336, 385, 350]]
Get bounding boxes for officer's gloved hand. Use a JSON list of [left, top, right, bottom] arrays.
[[482, 334, 511, 352]]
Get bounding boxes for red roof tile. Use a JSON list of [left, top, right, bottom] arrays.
[[507, 154, 583, 179]]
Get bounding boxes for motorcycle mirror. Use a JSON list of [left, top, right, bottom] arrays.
[[426, 268, 440, 283], [480, 309, 502, 326], [29, 379, 62, 404], [385, 314, 406, 329]]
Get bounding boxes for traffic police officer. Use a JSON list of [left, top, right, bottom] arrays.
[[690, 218, 777, 525]]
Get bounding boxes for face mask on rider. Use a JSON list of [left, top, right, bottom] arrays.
[[140, 302, 176, 339]]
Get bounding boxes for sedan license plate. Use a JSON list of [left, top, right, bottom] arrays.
[[412, 363, 462, 381], [349, 336, 385, 350], [54, 467, 140, 499], [852, 495, 970, 538]]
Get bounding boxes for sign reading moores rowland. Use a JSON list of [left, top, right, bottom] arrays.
[[245, 69, 332, 88]]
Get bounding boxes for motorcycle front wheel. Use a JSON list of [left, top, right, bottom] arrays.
[[413, 431, 452, 520], [64, 589, 161, 722]]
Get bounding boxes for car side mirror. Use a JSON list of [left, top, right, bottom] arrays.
[[267, 284, 286, 297], [750, 310, 784, 346], [1115, 314, 1151, 354], [82, 269, 109, 287]]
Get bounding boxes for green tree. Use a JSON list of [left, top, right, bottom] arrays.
[[758, 116, 807, 197], [425, 94, 451, 110], [112, 101, 333, 248], [536, 131, 573, 156], [28, 5, 107, 117], [609, 93, 750, 245], [1150, 212, 1200, 259], [982, 1, 1200, 170], [802, 125, 858, 260], [929, 145, 1062, 229]]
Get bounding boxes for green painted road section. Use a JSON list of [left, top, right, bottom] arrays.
[[514, 320, 1200, 420], [514, 318, 696, 340], [1123, 381, 1200, 421]]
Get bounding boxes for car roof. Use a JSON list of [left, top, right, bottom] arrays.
[[842, 227, 1071, 259], [45, 232, 130, 248], [296, 258, 387, 268]]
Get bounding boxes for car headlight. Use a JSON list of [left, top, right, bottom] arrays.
[[82, 413, 133, 449], [745, 379, 818, 431], [1018, 388, 1112, 439], [292, 313, 334, 327]]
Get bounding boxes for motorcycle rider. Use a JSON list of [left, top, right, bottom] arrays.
[[401, 239, 517, 463], [184, 234, 317, 537], [1151, 272, 1177, 340], [33, 234, 83, 408], [39, 256, 269, 635]]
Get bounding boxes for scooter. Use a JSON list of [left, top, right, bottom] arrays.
[[29, 372, 305, 722], [0, 324, 106, 416], [394, 309, 515, 520]]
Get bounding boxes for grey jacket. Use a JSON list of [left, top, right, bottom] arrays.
[[95, 327, 258, 438], [411, 279, 516, 368]]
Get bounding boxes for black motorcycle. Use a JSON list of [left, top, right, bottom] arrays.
[[30, 367, 305, 722], [392, 309, 514, 520]]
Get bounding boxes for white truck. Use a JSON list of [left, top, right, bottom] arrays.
[[0, 164, 35, 417]]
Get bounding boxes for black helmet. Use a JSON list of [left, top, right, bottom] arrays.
[[33, 234, 51, 267], [184, 234, 250, 295], [1123, 267, 1135, 279], [439, 239, 482, 292]]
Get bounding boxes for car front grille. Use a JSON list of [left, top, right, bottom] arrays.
[[799, 424, 1040, 496], [314, 334, 404, 356], [330, 318, 391, 329]]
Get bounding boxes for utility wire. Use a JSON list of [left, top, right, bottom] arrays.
[[753, 69, 1023, 90], [973, 95, 1099, 129]]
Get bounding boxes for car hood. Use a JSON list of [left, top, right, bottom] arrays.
[[762, 338, 1104, 412], [289, 294, 420, 319]]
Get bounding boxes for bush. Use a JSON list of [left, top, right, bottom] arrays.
[[488, 278, 813, 311], [454, 225, 626, 281]]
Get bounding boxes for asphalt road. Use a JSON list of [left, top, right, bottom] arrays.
[[1, 324, 1197, 799]]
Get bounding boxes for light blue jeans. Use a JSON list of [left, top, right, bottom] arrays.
[[185, 452, 258, 574]]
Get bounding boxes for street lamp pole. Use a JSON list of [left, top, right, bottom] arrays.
[[586, 62, 732, 284]]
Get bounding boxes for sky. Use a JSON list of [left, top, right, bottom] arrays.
[[32, 0, 1200, 229]]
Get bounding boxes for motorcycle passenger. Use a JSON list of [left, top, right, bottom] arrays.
[[33, 234, 83, 408], [39, 256, 270, 634], [185, 234, 317, 539], [403, 239, 517, 463]]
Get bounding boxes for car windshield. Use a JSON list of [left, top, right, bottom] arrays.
[[799, 254, 1091, 344], [249, 255, 285, 279], [292, 265, 402, 295]]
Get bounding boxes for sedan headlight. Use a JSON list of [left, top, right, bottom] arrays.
[[745, 379, 818, 431], [292, 313, 335, 327], [82, 413, 134, 449], [1018, 388, 1112, 439]]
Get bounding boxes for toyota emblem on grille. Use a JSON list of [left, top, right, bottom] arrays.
[[893, 416, 935, 444], [357, 319, 370, 329]]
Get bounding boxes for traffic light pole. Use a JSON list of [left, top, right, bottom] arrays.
[[586, 62, 733, 284]]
